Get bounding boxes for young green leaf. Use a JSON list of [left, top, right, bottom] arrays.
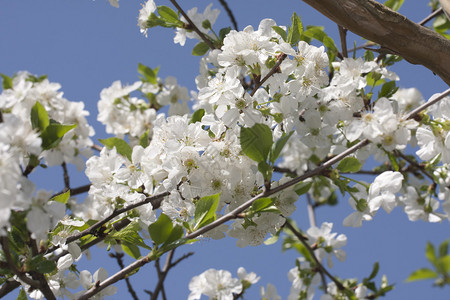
[[148, 213, 174, 246], [384, 0, 404, 11], [294, 181, 312, 196], [192, 41, 210, 56], [272, 26, 287, 42], [31, 101, 49, 131], [406, 268, 438, 282], [378, 81, 398, 99], [163, 224, 184, 246], [139, 130, 150, 148], [190, 108, 205, 124], [50, 190, 70, 204], [17, 288, 28, 300], [287, 12, 303, 45], [0, 73, 13, 90], [269, 131, 293, 164], [41, 123, 77, 150], [99, 137, 133, 161], [138, 63, 158, 85], [337, 157, 362, 173], [240, 123, 273, 163], [157, 6, 179, 24], [194, 193, 220, 230], [250, 197, 274, 213], [121, 243, 141, 259]]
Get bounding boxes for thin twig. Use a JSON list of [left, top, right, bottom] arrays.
[[393, 150, 434, 181], [151, 250, 174, 300], [283, 220, 346, 291], [62, 162, 70, 190], [110, 252, 139, 300], [338, 25, 348, 58], [0, 237, 40, 289], [76, 253, 153, 300], [403, 88, 450, 120], [306, 194, 317, 228], [169, 0, 217, 49], [91, 144, 103, 152], [47, 192, 169, 254], [419, 7, 443, 26], [218, 0, 238, 30], [250, 54, 287, 97]]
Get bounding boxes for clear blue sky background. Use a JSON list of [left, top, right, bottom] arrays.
[[1, 0, 449, 299]]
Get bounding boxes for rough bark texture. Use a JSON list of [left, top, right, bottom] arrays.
[[302, 0, 450, 86]]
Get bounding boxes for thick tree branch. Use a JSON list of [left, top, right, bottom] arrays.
[[301, 0, 450, 85]]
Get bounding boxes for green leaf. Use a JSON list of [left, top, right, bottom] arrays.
[[257, 161, 272, 180], [438, 240, 449, 258], [192, 41, 210, 56], [240, 123, 273, 163], [16, 288, 28, 300], [110, 221, 150, 251], [157, 6, 179, 23], [1, 73, 13, 90], [138, 63, 158, 85], [426, 242, 437, 264], [337, 157, 362, 173], [366, 262, 380, 282], [190, 109, 205, 124], [139, 130, 150, 148], [366, 72, 385, 87], [35, 259, 57, 274], [41, 123, 77, 150], [122, 243, 141, 259], [406, 268, 438, 282], [99, 137, 133, 161], [384, 0, 404, 11], [50, 190, 70, 204], [251, 197, 274, 213], [31, 101, 49, 131], [148, 213, 173, 246], [219, 27, 232, 42], [269, 131, 293, 164], [194, 193, 220, 230], [287, 12, 303, 45], [272, 26, 287, 42], [294, 181, 312, 195], [163, 224, 184, 246], [378, 81, 398, 99], [302, 26, 338, 56]]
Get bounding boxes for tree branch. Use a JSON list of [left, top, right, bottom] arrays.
[[47, 191, 169, 254], [62, 162, 70, 190], [403, 88, 450, 120], [301, 0, 450, 85], [150, 250, 194, 300], [218, 0, 238, 30], [76, 253, 153, 300], [250, 54, 287, 97], [283, 220, 346, 291], [109, 252, 139, 300], [169, 0, 217, 49]]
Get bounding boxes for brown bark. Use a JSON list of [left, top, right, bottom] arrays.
[[302, 0, 450, 86]]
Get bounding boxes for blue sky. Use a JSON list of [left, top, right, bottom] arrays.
[[1, 0, 449, 299]]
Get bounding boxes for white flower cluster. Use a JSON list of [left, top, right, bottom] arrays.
[[0, 72, 94, 235], [97, 75, 190, 143], [188, 267, 259, 300]]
